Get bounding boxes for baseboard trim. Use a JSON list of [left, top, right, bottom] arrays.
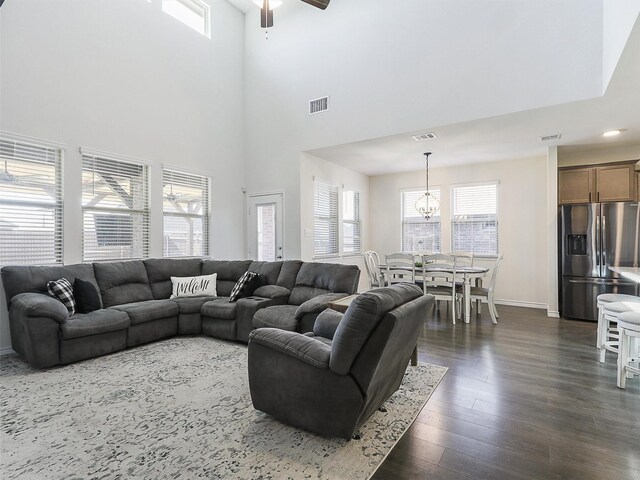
[[547, 310, 560, 318], [494, 299, 548, 310], [0, 346, 16, 356]]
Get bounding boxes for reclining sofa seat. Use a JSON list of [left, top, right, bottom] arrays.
[[252, 262, 360, 333], [1, 258, 359, 368], [248, 283, 433, 439]]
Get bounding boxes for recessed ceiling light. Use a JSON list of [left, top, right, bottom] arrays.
[[602, 130, 622, 137]]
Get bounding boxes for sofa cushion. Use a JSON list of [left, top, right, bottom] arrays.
[[276, 260, 303, 290], [110, 299, 179, 325], [94, 261, 153, 308], [248, 261, 283, 287], [201, 260, 252, 297], [253, 305, 298, 331], [61, 309, 131, 340], [201, 297, 236, 320], [144, 258, 203, 299], [1, 263, 101, 308], [289, 263, 360, 305], [229, 272, 260, 302], [171, 296, 218, 314], [253, 285, 291, 299]]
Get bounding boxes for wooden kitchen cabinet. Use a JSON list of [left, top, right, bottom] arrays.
[[558, 161, 638, 204], [594, 164, 635, 202], [558, 167, 594, 204]]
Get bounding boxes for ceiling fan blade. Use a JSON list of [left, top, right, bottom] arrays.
[[299, 0, 330, 10], [260, 7, 274, 28]]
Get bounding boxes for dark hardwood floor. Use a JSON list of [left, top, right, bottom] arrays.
[[374, 305, 640, 480]]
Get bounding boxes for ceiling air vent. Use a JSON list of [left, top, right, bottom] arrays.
[[309, 96, 329, 115], [412, 132, 437, 141], [540, 134, 562, 141]]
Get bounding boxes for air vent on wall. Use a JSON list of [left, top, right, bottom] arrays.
[[412, 132, 437, 141], [309, 96, 329, 115], [540, 134, 562, 141]]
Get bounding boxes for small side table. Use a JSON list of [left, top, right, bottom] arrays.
[[327, 293, 418, 367]]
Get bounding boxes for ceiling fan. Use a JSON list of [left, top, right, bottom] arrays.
[[254, 0, 330, 30]]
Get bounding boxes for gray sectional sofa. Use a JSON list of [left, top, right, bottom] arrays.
[[1, 258, 360, 369]]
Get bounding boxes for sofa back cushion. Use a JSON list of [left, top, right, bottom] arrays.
[[329, 283, 423, 375], [144, 258, 203, 299], [201, 260, 252, 297], [248, 261, 283, 287], [276, 260, 303, 290], [1, 264, 102, 308], [93, 260, 153, 307], [289, 262, 360, 305]]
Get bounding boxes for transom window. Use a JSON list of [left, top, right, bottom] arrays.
[[81, 151, 149, 262], [0, 136, 63, 265], [162, 0, 211, 38], [451, 182, 498, 256], [401, 189, 441, 253], [163, 167, 211, 257]]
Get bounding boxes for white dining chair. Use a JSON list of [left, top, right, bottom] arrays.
[[596, 293, 640, 362], [384, 252, 416, 286], [422, 253, 460, 324], [363, 251, 384, 289], [468, 254, 503, 324], [451, 251, 474, 267]]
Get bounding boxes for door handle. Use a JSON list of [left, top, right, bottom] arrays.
[[277, 256, 283, 259]]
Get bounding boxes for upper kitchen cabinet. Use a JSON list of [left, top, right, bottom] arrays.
[[558, 161, 638, 205], [594, 164, 635, 202], [558, 167, 593, 204]]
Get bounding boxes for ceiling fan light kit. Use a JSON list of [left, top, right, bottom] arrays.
[[257, 0, 330, 35]]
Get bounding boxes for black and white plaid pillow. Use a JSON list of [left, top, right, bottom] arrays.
[[229, 272, 260, 303], [47, 278, 76, 316]]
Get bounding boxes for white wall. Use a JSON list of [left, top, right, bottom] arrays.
[[602, 0, 640, 91], [243, 0, 603, 260], [558, 143, 640, 167], [0, 0, 246, 351], [299, 153, 370, 290], [369, 156, 548, 308]]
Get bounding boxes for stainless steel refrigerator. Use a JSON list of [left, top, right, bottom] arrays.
[[561, 202, 640, 321]]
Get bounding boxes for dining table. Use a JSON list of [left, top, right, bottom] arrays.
[[380, 263, 489, 324]]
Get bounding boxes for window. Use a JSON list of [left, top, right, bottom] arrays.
[[451, 182, 498, 255], [0, 136, 63, 265], [342, 189, 361, 254], [401, 189, 441, 252], [313, 180, 339, 257], [162, 0, 210, 38], [82, 151, 149, 261], [163, 168, 211, 257]]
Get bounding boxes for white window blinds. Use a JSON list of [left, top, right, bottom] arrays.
[[0, 137, 63, 265], [342, 189, 361, 254], [163, 168, 211, 257], [451, 183, 498, 255], [81, 152, 149, 261], [401, 189, 441, 253], [314, 180, 339, 257]]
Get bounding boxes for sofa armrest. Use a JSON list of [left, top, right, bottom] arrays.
[[313, 309, 344, 340], [249, 328, 331, 369], [253, 285, 291, 300], [294, 293, 349, 320], [11, 293, 69, 323]]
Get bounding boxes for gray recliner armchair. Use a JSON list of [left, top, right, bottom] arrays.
[[247, 283, 433, 439]]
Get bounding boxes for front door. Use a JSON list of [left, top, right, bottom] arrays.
[[247, 193, 284, 261]]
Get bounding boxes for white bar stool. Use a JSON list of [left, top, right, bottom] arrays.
[[597, 295, 640, 363], [616, 311, 640, 389], [597, 294, 640, 349]]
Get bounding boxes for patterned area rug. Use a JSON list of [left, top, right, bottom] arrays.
[[0, 337, 447, 480]]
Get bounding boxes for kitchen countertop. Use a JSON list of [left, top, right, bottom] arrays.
[[610, 267, 640, 284]]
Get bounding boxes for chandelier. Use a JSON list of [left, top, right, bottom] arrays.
[[415, 152, 440, 219]]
